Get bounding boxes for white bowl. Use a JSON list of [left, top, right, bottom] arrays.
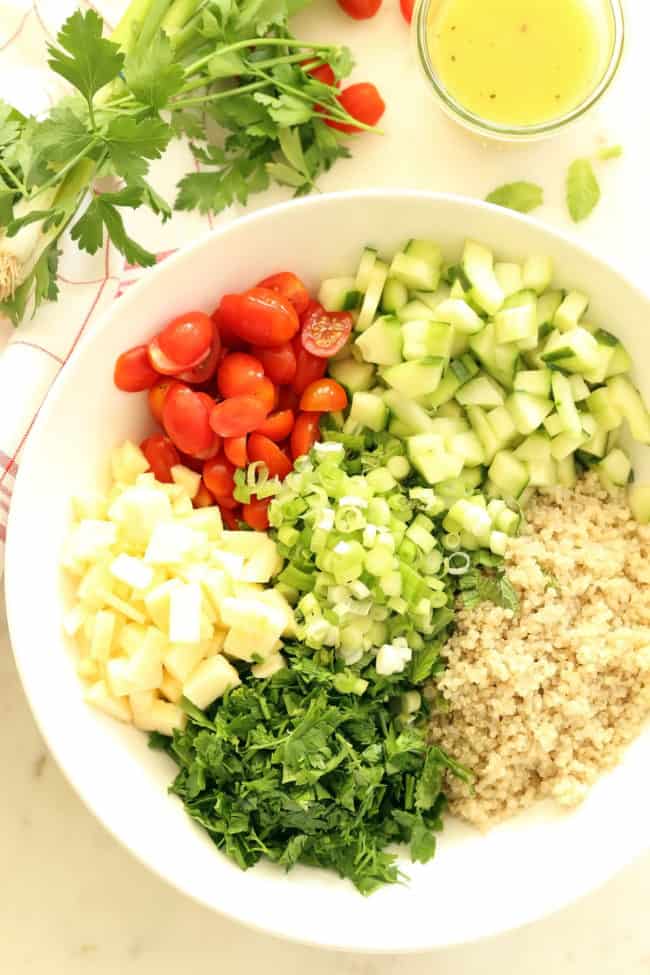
[[6, 191, 650, 953]]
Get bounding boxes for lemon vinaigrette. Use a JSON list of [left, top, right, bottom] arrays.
[[425, 0, 615, 128]]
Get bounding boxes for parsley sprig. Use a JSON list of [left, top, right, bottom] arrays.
[[0, 1, 370, 324]]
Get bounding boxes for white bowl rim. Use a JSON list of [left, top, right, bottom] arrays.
[[5, 188, 650, 953]]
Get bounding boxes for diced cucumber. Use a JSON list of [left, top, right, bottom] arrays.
[[506, 392, 553, 435], [550, 429, 585, 460], [383, 389, 436, 434], [451, 431, 485, 467], [488, 450, 530, 498], [402, 320, 454, 360], [527, 455, 558, 487], [495, 506, 520, 535], [389, 252, 440, 291], [541, 327, 600, 373], [523, 256, 553, 294], [355, 316, 403, 365], [456, 374, 505, 408], [466, 406, 500, 463], [381, 278, 408, 314], [536, 290, 563, 328], [557, 455, 577, 487], [383, 358, 445, 398], [318, 276, 361, 312], [586, 387, 623, 432], [494, 304, 537, 345], [607, 375, 650, 443], [486, 405, 519, 448], [514, 432, 552, 462], [628, 485, 650, 524], [415, 286, 451, 312], [398, 299, 437, 322], [404, 239, 443, 268], [433, 298, 484, 334], [407, 434, 464, 485], [438, 399, 465, 419], [429, 417, 469, 438], [489, 530, 508, 556], [444, 263, 472, 289], [388, 418, 413, 438], [494, 262, 523, 298], [469, 322, 518, 388], [551, 372, 582, 436], [598, 447, 632, 487], [420, 370, 461, 409], [580, 427, 608, 459], [328, 357, 376, 393], [554, 290, 589, 332], [349, 392, 388, 433], [462, 240, 505, 315], [605, 343, 632, 378], [569, 375, 590, 401], [449, 354, 480, 385], [449, 279, 466, 299], [356, 260, 388, 332], [514, 369, 552, 397], [355, 247, 378, 291], [581, 331, 616, 383], [543, 412, 564, 437]]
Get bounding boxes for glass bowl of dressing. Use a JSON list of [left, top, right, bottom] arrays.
[[414, 0, 624, 141]]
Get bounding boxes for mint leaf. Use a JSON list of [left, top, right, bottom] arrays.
[[47, 10, 123, 106], [123, 30, 184, 109], [567, 158, 600, 222], [486, 181, 543, 213]]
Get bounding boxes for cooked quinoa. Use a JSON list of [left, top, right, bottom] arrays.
[[429, 474, 650, 829]]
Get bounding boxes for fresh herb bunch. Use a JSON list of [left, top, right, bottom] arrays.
[[151, 645, 470, 894], [0, 0, 364, 323]]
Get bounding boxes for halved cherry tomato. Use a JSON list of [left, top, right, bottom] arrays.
[[291, 412, 321, 459], [148, 378, 182, 425], [248, 377, 277, 414], [217, 352, 265, 398], [277, 385, 300, 412], [242, 497, 271, 531], [191, 393, 222, 458], [147, 336, 185, 376], [301, 59, 338, 87], [337, 0, 382, 18], [216, 494, 239, 510], [223, 435, 248, 468], [256, 409, 295, 442], [209, 395, 268, 438], [325, 83, 386, 133], [400, 0, 414, 22], [248, 434, 293, 479], [300, 378, 348, 412], [301, 305, 353, 358], [216, 288, 300, 348], [292, 334, 328, 394], [162, 384, 215, 456], [211, 307, 246, 351], [219, 504, 241, 529], [177, 335, 221, 384], [203, 456, 236, 498], [253, 342, 297, 385], [140, 434, 181, 483], [256, 272, 310, 317], [193, 479, 214, 508], [157, 310, 214, 368], [114, 345, 160, 391]]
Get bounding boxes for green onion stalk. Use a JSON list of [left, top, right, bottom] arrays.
[[0, 0, 368, 310]]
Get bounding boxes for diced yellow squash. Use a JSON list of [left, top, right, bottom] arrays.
[[77, 658, 100, 681], [111, 441, 150, 484], [109, 483, 173, 549], [183, 655, 240, 709], [180, 507, 223, 538], [126, 641, 164, 692], [106, 658, 134, 697], [129, 690, 157, 722], [212, 550, 246, 578], [160, 670, 183, 703], [100, 589, 147, 624], [219, 596, 286, 636], [72, 491, 108, 521], [254, 590, 296, 636], [145, 522, 206, 564], [110, 553, 154, 591], [70, 520, 117, 562], [223, 627, 279, 662], [171, 464, 201, 499], [172, 495, 194, 517], [144, 579, 182, 630], [251, 652, 286, 678], [90, 609, 117, 661], [164, 641, 207, 683], [77, 562, 113, 608], [168, 582, 202, 643], [219, 531, 262, 557], [85, 679, 131, 722], [118, 622, 148, 656], [133, 699, 186, 735], [63, 605, 85, 637]]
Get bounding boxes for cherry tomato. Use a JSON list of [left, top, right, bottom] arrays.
[[256, 272, 310, 317], [209, 395, 269, 438], [291, 412, 321, 459], [301, 59, 338, 87], [216, 494, 239, 510], [300, 378, 348, 412], [156, 310, 214, 368], [242, 497, 271, 531], [114, 345, 160, 392], [325, 83, 386, 133], [203, 455, 236, 498], [216, 288, 300, 348], [337, 0, 381, 18], [277, 385, 300, 412], [223, 435, 248, 468], [217, 352, 265, 398], [177, 335, 221, 384], [400, 0, 414, 22], [256, 409, 295, 442], [140, 434, 181, 483], [211, 307, 246, 351], [248, 377, 277, 414], [248, 434, 293, 479], [253, 343, 297, 385], [190, 393, 222, 458], [219, 504, 241, 529], [193, 480, 214, 508], [148, 378, 181, 424], [292, 334, 327, 394], [162, 384, 215, 456], [301, 305, 353, 358]]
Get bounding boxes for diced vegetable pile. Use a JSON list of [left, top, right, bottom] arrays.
[[63, 235, 650, 895]]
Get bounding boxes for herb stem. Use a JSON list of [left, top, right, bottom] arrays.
[[170, 80, 269, 110], [184, 38, 333, 78], [0, 160, 24, 194], [31, 140, 99, 198]]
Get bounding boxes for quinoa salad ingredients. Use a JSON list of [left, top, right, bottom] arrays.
[[429, 474, 650, 828]]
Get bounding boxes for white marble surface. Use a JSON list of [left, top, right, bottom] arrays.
[[3, 0, 650, 969]]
